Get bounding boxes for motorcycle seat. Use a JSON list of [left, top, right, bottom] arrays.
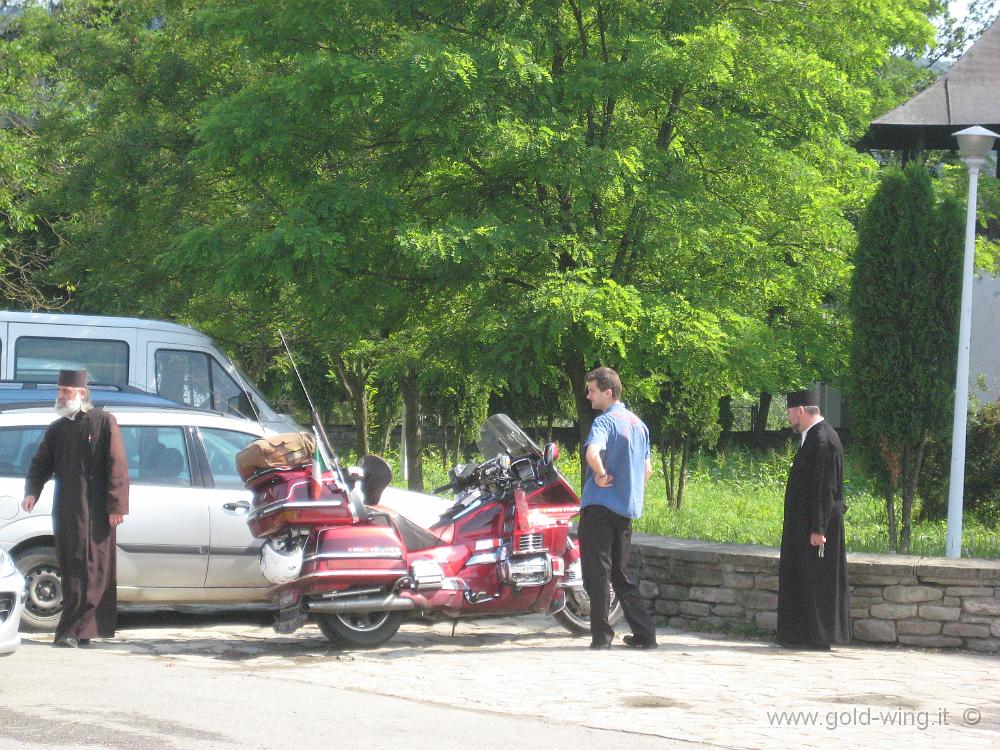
[[428, 521, 454, 544], [377, 507, 446, 552]]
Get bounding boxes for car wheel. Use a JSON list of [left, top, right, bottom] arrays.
[[16, 547, 62, 632]]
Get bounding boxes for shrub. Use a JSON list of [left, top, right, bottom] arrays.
[[919, 401, 1000, 526]]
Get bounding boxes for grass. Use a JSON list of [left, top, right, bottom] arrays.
[[374, 443, 1000, 560], [634, 446, 1000, 560]]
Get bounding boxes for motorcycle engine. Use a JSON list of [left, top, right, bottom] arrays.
[[498, 555, 551, 587]]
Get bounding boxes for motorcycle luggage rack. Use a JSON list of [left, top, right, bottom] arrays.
[[246, 463, 313, 484]]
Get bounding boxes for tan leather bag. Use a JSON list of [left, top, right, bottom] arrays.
[[236, 431, 316, 480]]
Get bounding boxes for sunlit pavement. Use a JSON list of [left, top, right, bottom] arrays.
[[2, 606, 997, 749]]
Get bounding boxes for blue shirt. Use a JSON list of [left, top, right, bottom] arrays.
[[582, 402, 650, 519]]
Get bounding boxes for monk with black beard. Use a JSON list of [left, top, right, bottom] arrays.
[[22, 369, 129, 648], [777, 390, 850, 650]]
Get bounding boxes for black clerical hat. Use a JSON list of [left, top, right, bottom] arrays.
[[786, 389, 818, 408], [57, 369, 88, 388]]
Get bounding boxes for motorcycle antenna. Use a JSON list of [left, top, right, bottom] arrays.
[[278, 330, 346, 482]]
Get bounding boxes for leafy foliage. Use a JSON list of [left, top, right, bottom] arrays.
[[0, 0, 940, 503], [920, 401, 1000, 525], [849, 162, 963, 552]]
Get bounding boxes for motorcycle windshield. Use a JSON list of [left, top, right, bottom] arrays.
[[477, 414, 542, 460]]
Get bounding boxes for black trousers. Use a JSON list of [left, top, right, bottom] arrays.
[[578, 504, 657, 644]]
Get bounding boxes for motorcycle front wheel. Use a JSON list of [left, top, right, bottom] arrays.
[[315, 611, 407, 648], [553, 586, 624, 636]]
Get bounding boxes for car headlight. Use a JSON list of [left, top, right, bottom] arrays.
[[0, 549, 16, 578]]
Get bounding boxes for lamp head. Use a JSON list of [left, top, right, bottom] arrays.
[[954, 126, 999, 164]]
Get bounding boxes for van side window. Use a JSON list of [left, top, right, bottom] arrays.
[[156, 350, 212, 409], [15, 337, 129, 385], [155, 349, 246, 415]]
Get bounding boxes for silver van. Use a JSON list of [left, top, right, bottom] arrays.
[[0, 311, 296, 432]]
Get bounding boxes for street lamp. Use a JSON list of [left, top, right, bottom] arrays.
[[946, 125, 999, 558]]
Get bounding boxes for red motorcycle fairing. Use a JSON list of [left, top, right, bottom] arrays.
[[271, 497, 569, 617], [246, 468, 355, 538]]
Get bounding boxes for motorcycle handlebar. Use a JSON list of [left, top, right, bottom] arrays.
[[432, 482, 454, 494]]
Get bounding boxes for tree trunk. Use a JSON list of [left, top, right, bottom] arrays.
[[676, 443, 689, 510], [885, 489, 898, 550], [660, 444, 672, 508], [331, 356, 370, 457], [374, 413, 395, 456], [718, 395, 734, 434], [751, 391, 772, 448], [564, 349, 595, 483], [440, 412, 450, 471], [399, 369, 423, 491], [899, 436, 928, 554]]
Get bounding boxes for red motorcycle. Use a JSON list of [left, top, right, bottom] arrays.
[[244, 414, 622, 647]]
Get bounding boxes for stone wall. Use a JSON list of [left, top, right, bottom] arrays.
[[631, 535, 1000, 653]]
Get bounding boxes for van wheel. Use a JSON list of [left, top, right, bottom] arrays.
[[16, 547, 63, 632]]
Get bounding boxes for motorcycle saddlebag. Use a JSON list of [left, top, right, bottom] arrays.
[[236, 432, 316, 480]]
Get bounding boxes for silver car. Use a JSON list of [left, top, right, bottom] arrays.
[[0, 547, 25, 653], [0, 401, 272, 631]]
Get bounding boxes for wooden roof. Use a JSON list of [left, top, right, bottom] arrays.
[[862, 19, 1000, 151]]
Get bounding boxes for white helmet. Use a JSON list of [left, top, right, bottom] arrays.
[[259, 538, 304, 585]]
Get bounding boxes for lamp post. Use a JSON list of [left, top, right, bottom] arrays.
[[946, 125, 999, 558]]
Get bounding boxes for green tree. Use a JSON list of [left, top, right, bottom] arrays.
[[849, 162, 963, 553], [5, 0, 938, 480], [0, 4, 62, 307]]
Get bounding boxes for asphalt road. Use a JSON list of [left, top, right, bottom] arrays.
[[1, 607, 997, 750], [1, 608, 692, 750]]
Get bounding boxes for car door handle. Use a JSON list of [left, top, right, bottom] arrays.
[[223, 501, 251, 513]]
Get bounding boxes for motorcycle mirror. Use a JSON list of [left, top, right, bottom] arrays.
[[543, 442, 559, 465]]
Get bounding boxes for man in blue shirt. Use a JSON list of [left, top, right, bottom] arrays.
[[579, 367, 658, 649]]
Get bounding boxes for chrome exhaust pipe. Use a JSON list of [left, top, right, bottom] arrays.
[[307, 595, 417, 614]]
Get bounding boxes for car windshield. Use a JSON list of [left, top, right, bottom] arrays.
[[476, 414, 541, 460]]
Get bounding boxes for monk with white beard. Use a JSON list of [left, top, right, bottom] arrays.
[[22, 369, 129, 647]]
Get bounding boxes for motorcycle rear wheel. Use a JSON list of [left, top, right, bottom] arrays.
[[315, 611, 406, 648], [553, 587, 624, 636]]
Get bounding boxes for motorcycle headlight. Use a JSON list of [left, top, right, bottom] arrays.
[[0, 549, 16, 578]]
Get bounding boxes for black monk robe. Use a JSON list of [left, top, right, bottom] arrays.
[[26, 407, 129, 641], [777, 420, 851, 647]]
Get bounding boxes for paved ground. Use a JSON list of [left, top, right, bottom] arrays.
[[1, 608, 998, 749]]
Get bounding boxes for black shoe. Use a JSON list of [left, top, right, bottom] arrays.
[[623, 635, 658, 650], [53, 636, 79, 648], [78, 639, 91, 648], [589, 640, 613, 650]]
